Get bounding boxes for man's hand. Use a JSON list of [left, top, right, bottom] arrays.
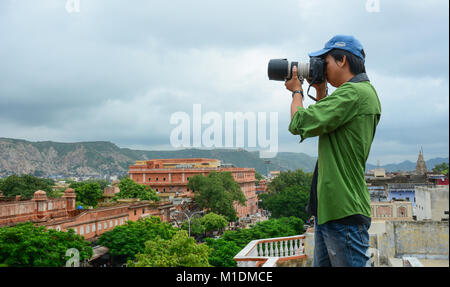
[[284, 66, 303, 92]]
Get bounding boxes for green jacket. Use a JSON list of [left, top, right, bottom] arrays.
[[289, 75, 381, 225]]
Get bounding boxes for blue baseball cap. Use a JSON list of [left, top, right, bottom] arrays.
[[309, 35, 365, 62]]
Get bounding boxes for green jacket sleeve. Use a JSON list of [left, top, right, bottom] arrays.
[[288, 83, 360, 142]]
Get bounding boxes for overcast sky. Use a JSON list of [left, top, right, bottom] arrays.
[[0, 0, 448, 165]]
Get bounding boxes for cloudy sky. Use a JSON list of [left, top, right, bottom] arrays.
[[0, 0, 448, 165]]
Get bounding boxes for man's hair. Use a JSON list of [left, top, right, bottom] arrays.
[[326, 48, 366, 75]]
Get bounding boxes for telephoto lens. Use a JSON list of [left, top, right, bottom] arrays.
[[267, 57, 325, 84], [267, 59, 309, 81]]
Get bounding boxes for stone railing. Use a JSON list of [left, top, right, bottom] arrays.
[[234, 235, 306, 267]]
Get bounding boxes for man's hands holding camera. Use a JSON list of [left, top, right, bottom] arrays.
[[285, 66, 327, 101], [284, 66, 303, 94]]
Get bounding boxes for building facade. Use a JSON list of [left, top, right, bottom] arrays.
[[415, 185, 449, 221], [0, 189, 173, 240], [370, 201, 414, 221], [128, 158, 259, 219]]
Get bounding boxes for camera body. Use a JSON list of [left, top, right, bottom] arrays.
[[267, 57, 326, 84]]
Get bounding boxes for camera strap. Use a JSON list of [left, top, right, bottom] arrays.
[[306, 77, 328, 102]]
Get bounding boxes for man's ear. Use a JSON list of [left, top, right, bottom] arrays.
[[337, 55, 347, 68]]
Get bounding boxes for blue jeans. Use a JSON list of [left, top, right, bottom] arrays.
[[313, 220, 371, 267]]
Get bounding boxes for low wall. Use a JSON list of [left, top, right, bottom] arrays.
[[376, 221, 449, 265]]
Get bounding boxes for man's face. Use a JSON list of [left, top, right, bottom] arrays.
[[324, 54, 344, 87]]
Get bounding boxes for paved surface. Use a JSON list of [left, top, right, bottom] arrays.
[[418, 259, 449, 267]]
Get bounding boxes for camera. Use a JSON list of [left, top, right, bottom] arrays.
[[267, 57, 326, 84]]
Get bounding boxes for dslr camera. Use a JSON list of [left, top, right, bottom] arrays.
[[267, 57, 326, 84]]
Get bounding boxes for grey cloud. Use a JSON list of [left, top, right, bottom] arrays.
[[0, 0, 448, 163]]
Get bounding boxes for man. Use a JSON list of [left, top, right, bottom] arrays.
[[285, 35, 381, 267]]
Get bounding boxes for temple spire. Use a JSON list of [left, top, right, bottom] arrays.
[[416, 147, 427, 175]]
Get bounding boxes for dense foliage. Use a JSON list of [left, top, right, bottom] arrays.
[[180, 212, 228, 236], [97, 216, 177, 261], [259, 169, 312, 222], [188, 171, 246, 222], [0, 222, 92, 267], [128, 230, 211, 267], [206, 217, 304, 267], [255, 171, 264, 186], [433, 162, 449, 175], [114, 178, 159, 202], [205, 238, 241, 267], [0, 174, 54, 200], [71, 181, 103, 208]]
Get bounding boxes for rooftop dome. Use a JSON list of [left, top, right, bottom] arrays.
[[33, 190, 47, 200]]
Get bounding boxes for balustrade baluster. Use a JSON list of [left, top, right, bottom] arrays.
[[269, 242, 274, 256], [294, 239, 299, 255]]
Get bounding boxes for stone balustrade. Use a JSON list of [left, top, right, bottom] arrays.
[[234, 235, 306, 267]]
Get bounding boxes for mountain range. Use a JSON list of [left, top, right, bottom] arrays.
[[0, 137, 447, 178]]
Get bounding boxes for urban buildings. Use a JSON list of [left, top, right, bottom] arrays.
[[0, 188, 173, 241], [128, 158, 259, 220]]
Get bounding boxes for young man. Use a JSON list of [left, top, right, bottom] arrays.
[[285, 35, 381, 267]]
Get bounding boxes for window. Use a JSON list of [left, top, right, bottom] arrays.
[[120, 218, 123, 225], [142, 208, 145, 214], [80, 226, 84, 235], [104, 222, 107, 229], [163, 178, 166, 181], [110, 220, 113, 227], [92, 224, 96, 232], [86, 225, 90, 234], [156, 178, 158, 181], [163, 188, 166, 192], [149, 178, 151, 181], [98, 223, 102, 231], [115, 219, 118, 226]]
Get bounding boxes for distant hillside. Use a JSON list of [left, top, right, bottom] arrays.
[[366, 157, 449, 172], [0, 138, 447, 178], [0, 138, 316, 178]]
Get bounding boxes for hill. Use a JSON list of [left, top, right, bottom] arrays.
[[0, 138, 447, 178]]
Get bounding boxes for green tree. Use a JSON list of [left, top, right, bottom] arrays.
[[259, 186, 310, 221], [180, 212, 229, 237], [221, 217, 304, 249], [188, 172, 246, 222], [0, 222, 92, 267], [205, 217, 304, 266], [73, 182, 103, 208], [259, 169, 312, 222], [97, 216, 178, 262], [205, 238, 240, 267], [0, 174, 54, 200], [432, 162, 449, 175], [114, 178, 159, 201], [180, 216, 205, 237], [255, 171, 264, 186], [128, 230, 211, 267], [200, 212, 229, 234]]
